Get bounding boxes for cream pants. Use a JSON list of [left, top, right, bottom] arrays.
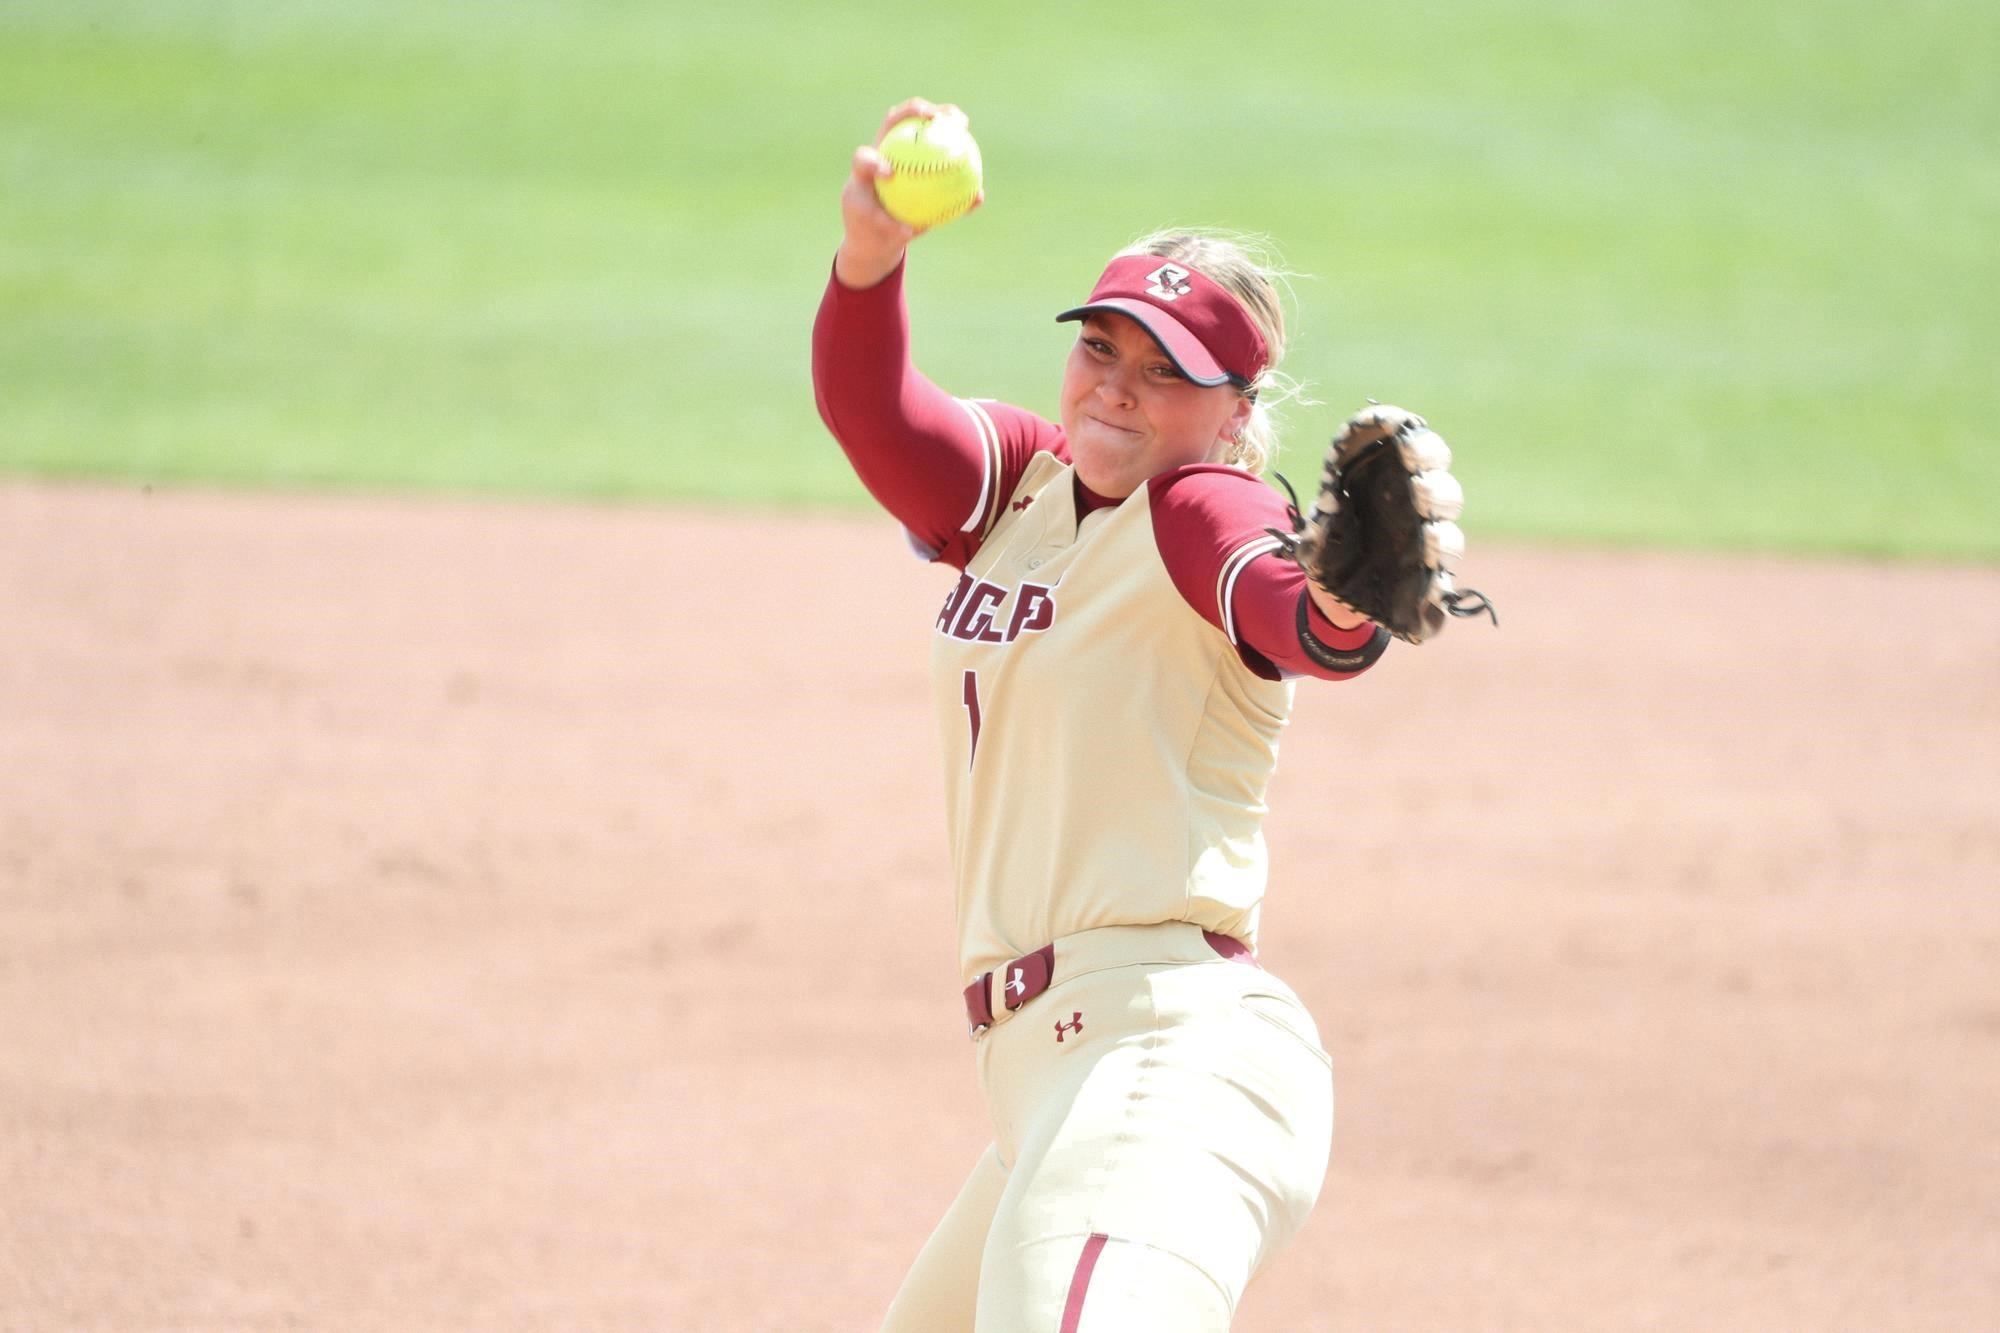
[[882, 923, 1335, 1332]]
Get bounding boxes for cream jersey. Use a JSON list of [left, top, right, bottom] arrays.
[[932, 452, 1294, 980], [810, 259, 1387, 986]]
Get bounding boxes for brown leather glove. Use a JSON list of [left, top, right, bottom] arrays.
[[1276, 404, 1496, 645]]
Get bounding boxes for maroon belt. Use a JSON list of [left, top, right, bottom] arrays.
[[963, 944, 1055, 1032], [963, 931, 1256, 1033]]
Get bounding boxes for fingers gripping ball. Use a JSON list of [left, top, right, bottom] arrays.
[[1279, 404, 1497, 645], [874, 112, 983, 229]]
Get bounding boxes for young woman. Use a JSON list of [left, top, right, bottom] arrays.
[[814, 98, 1394, 1331]]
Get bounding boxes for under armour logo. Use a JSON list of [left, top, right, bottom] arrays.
[[1145, 264, 1192, 301], [1006, 967, 1027, 998], [1055, 1012, 1084, 1043], [1011, 495, 1034, 512]]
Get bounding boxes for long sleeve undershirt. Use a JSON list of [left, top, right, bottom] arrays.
[[812, 258, 1386, 682]]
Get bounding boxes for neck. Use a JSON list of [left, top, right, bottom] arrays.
[[1074, 473, 1122, 514]]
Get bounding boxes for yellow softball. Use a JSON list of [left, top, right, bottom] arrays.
[[874, 111, 983, 230]]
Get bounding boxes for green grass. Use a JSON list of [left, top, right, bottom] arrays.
[[3, 0, 1995, 557]]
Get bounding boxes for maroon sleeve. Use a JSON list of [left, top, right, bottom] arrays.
[[811, 258, 1064, 569], [1146, 466, 1389, 682]]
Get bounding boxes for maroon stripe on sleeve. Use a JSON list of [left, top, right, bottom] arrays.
[[1141, 464, 1391, 682], [1060, 1233, 1110, 1333], [931, 400, 1069, 569]]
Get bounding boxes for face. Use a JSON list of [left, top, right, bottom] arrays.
[[1059, 314, 1253, 499]]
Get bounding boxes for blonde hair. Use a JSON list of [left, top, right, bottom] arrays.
[[1115, 228, 1310, 476]]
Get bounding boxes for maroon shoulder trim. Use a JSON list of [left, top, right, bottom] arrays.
[[1142, 464, 1289, 637], [957, 398, 1006, 542], [1061, 1233, 1110, 1333]]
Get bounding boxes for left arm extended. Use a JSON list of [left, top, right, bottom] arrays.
[[1147, 467, 1391, 681]]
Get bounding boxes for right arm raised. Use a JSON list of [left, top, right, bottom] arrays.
[[830, 98, 934, 290], [812, 100, 1042, 568]]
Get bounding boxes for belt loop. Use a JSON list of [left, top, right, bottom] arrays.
[[963, 971, 995, 1031]]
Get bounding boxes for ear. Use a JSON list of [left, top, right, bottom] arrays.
[[1217, 392, 1255, 445]]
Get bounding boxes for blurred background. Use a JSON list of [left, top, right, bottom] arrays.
[[7, 5, 2000, 1328], [3, 0, 1994, 557]]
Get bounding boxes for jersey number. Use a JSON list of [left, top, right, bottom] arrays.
[[962, 669, 982, 768]]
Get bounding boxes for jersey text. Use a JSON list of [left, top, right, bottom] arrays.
[[935, 574, 1058, 644]]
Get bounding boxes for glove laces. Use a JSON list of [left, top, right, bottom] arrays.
[[1264, 471, 1306, 555], [1442, 587, 1498, 626]]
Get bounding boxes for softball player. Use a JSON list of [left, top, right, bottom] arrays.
[[814, 100, 1391, 1332]]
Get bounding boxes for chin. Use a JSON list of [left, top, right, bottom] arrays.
[[1071, 454, 1132, 499], [1068, 433, 1133, 496]]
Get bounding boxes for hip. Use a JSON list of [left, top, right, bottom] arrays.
[[968, 923, 1334, 1159]]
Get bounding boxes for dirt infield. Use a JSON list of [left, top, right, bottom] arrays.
[[3, 481, 1996, 1330]]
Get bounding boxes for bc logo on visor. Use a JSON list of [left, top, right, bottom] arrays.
[[1145, 264, 1192, 301]]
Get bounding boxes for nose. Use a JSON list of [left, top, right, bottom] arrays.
[[1094, 359, 1139, 408]]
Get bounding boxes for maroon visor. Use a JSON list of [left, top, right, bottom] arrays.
[[1055, 253, 1268, 390]]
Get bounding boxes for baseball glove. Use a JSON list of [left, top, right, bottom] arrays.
[[1272, 403, 1496, 645]]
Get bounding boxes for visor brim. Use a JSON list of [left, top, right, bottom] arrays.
[[1055, 300, 1247, 389]]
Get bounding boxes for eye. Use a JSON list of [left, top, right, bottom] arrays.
[[1147, 363, 1185, 382], [1082, 337, 1114, 358]]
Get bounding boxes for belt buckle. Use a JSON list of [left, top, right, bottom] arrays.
[[999, 945, 1052, 1012], [963, 943, 1057, 1038]]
